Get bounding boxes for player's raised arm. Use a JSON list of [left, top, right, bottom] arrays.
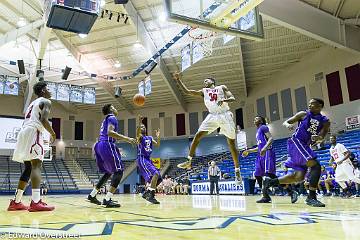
[[108, 123, 136, 145], [173, 72, 203, 97], [152, 128, 161, 147], [282, 111, 307, 130], [137, 115, 144, 143], [39, 99, 56, 143]]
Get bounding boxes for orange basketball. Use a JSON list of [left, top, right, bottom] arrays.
[[133, 93, 145, 106]]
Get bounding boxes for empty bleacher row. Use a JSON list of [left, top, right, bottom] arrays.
[[0, 156, 138, 193], [167, 130, 360, 181], [76, 158, 135, 185], [76, 158, 101, 184], [0, 157, 78, 194]]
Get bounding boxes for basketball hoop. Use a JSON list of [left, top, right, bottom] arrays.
[[188, 27, 216, 57]]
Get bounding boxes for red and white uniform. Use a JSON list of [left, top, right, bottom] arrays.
[[12, 97, 49, 162], [330, 143, 356, 182], [198, 86, 235, 139]]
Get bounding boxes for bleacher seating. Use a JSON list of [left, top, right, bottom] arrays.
[[1, 130, 359, 193], [0, 157, 78, 193], [77, 158, 101, 184], [166, 152, 231, 180], [76, 157, 135, 184], [170, 129, 360, 181]]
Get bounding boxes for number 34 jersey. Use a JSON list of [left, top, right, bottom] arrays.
[[202, 86, 230, 114]]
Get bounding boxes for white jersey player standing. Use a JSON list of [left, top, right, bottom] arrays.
[[173, 72, 242, 185], [7, 81, 56, 212], [329, 135, 360, 197]]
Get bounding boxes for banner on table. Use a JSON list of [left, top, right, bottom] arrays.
[[191, 180, 245, 195]]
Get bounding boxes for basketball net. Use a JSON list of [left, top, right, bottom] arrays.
[[188, 27, 216, 57]]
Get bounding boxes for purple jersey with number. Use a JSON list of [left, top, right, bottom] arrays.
[[94, 114, 123, 174], [256, 125, 272, 152], [293, 111, 329, 145], [138, 136, 153, 158], [254, 125, 276, 176], [285, 111, 329, 172], [98, 114, 118, 143], [137, 135, 161, 183], [320, 170, 328, 181]]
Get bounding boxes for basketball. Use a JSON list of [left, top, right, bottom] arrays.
[[133, 93, 145, 106]]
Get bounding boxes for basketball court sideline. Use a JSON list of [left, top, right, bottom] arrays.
[[1, 194, 360, 239]]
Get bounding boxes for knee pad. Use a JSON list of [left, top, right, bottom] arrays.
[[110, 171, 123, 188], [19, 161, 32, 182]]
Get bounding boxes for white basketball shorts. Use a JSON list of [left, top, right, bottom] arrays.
[[12, 126, 44, 163], [198, 111, 236, 139], [335, 160, 357, 182]]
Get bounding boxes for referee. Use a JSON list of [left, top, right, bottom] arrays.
[[208, 161, 221, 195]]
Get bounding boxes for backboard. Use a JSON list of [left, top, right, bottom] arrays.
[[164, 0, 264, 40]]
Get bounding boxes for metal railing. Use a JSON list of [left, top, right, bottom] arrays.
[[0, 174, 10, 192], [68, 152, 90, 184]]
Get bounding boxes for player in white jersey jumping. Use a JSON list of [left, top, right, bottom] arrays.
[[329, 135, 360, 198], [7, 81, 56, 212], [173, 72, 242, 184]]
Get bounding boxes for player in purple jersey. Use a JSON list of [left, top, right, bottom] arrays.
[[87, 104, 136, 208], [324, 163, 336, 196], [263, 98, 330, 207], [318, 165, 328, 194], [136, 115, 161, 204], [242, 116, 278, 202]]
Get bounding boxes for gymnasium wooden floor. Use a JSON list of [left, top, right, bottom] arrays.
[[0, 194, 359, 239]]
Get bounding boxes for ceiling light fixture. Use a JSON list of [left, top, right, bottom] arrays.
[[133, 42, 142, 49], [158, 12, 167, 22], [78, 33, 88, 38], [114, 61, 121, 68], [17, 17, 27, 27]]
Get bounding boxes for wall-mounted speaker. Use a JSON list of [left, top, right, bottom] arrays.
[[115, 87, 122, 98], [62, 66, 72, 80], [17, 60, 25, 74], [144, 61, 157, 75], [36, 70, 44, 81], [114, 0, 129, 4]]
